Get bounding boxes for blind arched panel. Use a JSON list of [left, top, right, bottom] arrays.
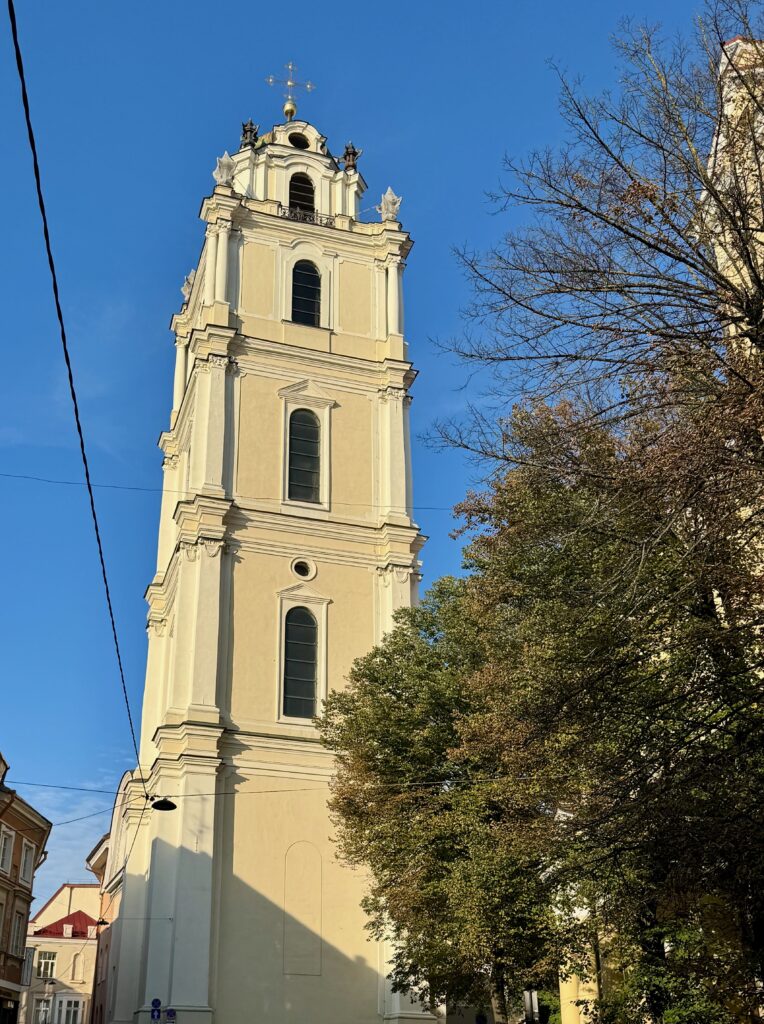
[[288, 409, 321, 503], [283, 607, 318, 719]]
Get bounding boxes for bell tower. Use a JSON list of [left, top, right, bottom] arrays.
[[104, 102, 427, 1024]]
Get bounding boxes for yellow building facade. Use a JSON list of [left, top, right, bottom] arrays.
[[18, 883, 100, 1024], [102, 111, 426, 1024]]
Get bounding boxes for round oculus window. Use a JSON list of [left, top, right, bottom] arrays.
[[289, 132, 310, 150], [291, 558, 316, 580]]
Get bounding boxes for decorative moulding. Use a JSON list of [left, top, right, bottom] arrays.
[[276, 581, 332, 604], [277, 378, 337, 409]]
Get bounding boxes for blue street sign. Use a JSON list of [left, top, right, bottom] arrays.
[[151, 1010, 161, 1021], [166, 1011, 176, 1021], [151, 1001, 161, 1010]]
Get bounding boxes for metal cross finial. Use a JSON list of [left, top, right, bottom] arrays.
[[265, 62, 315, 122]]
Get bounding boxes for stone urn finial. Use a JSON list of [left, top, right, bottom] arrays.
[[212, 152, 235, 187], [376, 187, 402, 222]]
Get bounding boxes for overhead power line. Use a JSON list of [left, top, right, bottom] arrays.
[[6, 0, 147, 798], [7, 781, 118, 795], [0, 470, 461, 514], [9, 773, 541, 804]]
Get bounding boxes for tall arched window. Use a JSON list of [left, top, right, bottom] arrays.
[[291, 260, 321, 326], [283, 607, 317, 719], [288, 409, 320, 503], [289, 173, 315, 213]]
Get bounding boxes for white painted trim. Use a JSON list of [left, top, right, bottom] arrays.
[[275, 582, 331, 726], [281, 240, 333, 330], [289, 556, 317, 581], [285, 166, 320, 214], [278, 379, 337, 514]]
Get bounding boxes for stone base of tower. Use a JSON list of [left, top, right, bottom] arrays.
[[212, 755, 400, 1024]]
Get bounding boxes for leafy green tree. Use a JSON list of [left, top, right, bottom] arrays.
[[323, 3, 764, 1020], [456, 402, 764, 1022], [431, 2, 764, 1017], [322, 397, 764, 1022], [318, 579, 564, 1022]]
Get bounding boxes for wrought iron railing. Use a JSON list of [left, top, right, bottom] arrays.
[[278, 204, 336, 228]]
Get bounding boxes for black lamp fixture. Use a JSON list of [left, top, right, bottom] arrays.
[[150, 795, 177, 812]]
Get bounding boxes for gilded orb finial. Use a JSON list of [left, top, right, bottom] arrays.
[[266, 62, 315, 122]]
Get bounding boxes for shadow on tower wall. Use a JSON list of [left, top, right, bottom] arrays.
[[112, 835, 386, 1024]]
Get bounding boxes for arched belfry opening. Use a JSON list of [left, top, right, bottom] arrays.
[[289, 173, 315, 214], [291, 260, 321, 327]]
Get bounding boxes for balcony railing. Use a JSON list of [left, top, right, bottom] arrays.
[[278, 204, 336, 228]]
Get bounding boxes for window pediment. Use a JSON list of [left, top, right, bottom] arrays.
[[278, 379, 337, 410], [277, 581, 331, 605]]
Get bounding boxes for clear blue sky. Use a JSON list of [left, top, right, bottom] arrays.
[[1, 0, 701, 902]]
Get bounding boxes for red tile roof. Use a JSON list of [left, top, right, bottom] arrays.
[[33, 910, 98, 938]]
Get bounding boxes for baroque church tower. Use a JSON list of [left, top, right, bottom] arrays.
[[97, 95, 427, 1024]]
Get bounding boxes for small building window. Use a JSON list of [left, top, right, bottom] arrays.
[[57, 999, 84, 1024], [289, 173, 314, 212], [20, 841, 35, 885], [291, 260, 321, 326], [37, 950, 56, 979], [283, 607, 317, 719], [11, 910, 26, 956], [288, 409, 320, 503], [34, 999, 52, 1024], [0, 827, 14, 875]]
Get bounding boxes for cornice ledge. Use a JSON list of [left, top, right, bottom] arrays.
[[158, 429, 176, 455], [380, 357, 417, 383], [232, 333, 386, 376], [200, 193, 242, 225], [174, 494, 233, 530], [377, 521, 425, 539], [188, 323, 239, 362], [153, 720, 224, 761]]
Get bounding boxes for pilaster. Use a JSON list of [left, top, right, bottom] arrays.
[[137, 745, 221, 1024], [109, 799, 151, 1024], [378, 384, 412, 525], [169, 496, 231, 719]]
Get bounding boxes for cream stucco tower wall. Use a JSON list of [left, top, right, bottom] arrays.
[[105, 117, 426, 1024]]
